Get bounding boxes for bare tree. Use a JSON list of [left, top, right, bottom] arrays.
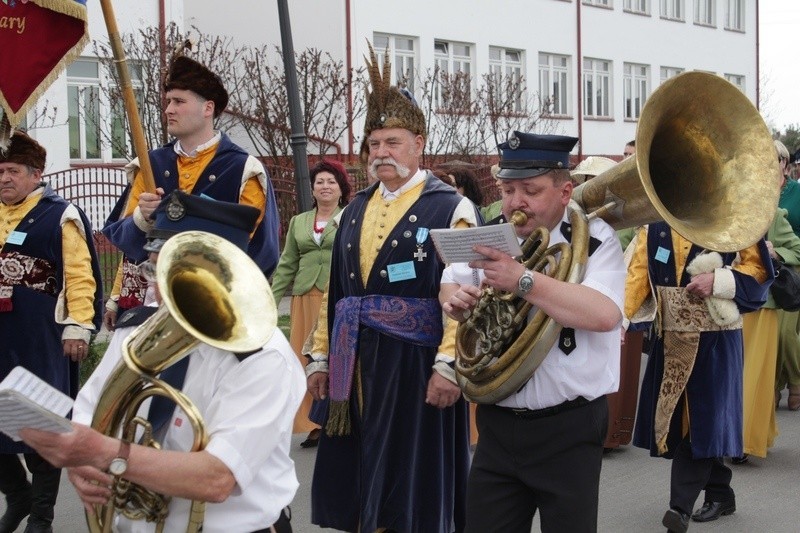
[[234, 46, 366, 168], [415, 67, 557, 165]]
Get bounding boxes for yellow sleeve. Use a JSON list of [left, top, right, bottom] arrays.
[[437, 315, 459, 360], [310, 284, 330, 356], [240, 176, 267, 234], [123, 170, 148, 217], [62, 220, 97, 326], [109, 261, 123, 300], [734, 242, 769, 284], [624, 226, 652, 320]]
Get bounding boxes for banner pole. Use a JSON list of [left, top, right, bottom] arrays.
[[98, 0, 156, 192]]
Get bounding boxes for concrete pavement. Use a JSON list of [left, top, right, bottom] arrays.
[[6, 355, 800, 532]]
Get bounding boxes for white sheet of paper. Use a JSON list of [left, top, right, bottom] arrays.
[[0, 366, 74, 441], [430, 224, 523, 264]]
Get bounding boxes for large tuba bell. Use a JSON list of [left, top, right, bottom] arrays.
[[87, 231, 277, 533], [455, 71, 780, 404]]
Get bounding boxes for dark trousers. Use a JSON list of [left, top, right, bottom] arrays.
[[669, 435, 734, 515], [465, 397, 608, 533], [0, 453, 61, 526]]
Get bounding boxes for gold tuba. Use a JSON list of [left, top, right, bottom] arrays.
[[87, 231, 277, 533], [455, 71, 780, 404]]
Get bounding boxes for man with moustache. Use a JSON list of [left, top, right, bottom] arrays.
[[102, 52, 280, 328], [305, 46, 478, 533], [442, 132, 626, 532]]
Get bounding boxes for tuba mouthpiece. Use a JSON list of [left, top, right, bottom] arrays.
[[509, 211, 528, 226]]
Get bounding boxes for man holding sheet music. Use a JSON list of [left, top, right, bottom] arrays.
[[441, 132, 626, 532], [0, 131, 102, 533]]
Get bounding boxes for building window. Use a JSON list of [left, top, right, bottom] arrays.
[[583, 0, 612, 6], [624, 63, 649, 120], [109, 63, 143, 160], [67, 59, 101, 160], [660, 66, 684, 82], [695, 0, 716, 26], [583, 58, 612, 119], [489, 46, 525, 113], [433, 40, 473, 109], [724, 0, 744, 31], [373, 33, 417, 92], [724, 73, 745, 91], [660, 0, 684, 20], [538, 52, 570, 116], [624, 0, 650, 15]]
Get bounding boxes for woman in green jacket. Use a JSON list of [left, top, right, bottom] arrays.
[[271, 159, 351, 447]]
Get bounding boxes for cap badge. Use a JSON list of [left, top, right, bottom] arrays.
[[508, 134, 520, 150], [166, 195, 186, 221], [379, 113, 387, 124]]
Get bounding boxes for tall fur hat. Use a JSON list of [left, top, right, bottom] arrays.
[[363, 42, 426, 139], [164, 55, 229, 118], [0, 131, 46, 171]]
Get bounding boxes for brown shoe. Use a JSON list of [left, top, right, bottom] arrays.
[[789, 393, 800, 411]]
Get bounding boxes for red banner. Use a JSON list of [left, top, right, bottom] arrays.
[[0, 0, 88, 128]]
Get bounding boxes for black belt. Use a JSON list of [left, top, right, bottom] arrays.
[[492, 396, 595, 419]]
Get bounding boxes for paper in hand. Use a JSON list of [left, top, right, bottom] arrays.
[[0, 366, 74, 441], [430, 224, 523, 264]]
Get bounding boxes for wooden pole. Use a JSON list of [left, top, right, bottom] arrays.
[[98, 0, 156, 192]]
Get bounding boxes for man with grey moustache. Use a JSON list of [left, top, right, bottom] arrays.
[[304, 46, 479, 533]]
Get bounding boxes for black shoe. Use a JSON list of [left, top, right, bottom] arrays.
[[662, 508, 690, 533], [691, 500, 736, 522], [22, 521, 53, 533], [300, 428, 321, 449], [730, 454, 749, 465], [0, 492, 32, 533]]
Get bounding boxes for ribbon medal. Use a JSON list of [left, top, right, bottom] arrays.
[[414, 227, 429, 262]]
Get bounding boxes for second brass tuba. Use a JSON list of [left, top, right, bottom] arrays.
[[455, 71, 780, 404], [87, 231, 277, 533]]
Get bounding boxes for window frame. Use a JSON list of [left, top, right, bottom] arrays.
[[660, 0, 684, 21], [582, 57, 613, 119], [433, 39, 474, 110], [488, 46, 525, 114], [538, 52, 571, 117], [372, 33, 418, 92], [724, 0, 744, 31], [623, 63, 650, 120], [694, 0, 716, 26]]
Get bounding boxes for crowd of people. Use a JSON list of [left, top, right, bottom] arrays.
[[1, 45, 798, 533]]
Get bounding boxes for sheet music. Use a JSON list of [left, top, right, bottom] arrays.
[[0, 366, 73, 441], [430, 224, 523, 264]]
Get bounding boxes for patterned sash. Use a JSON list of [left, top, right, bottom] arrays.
[[326, 295, 443, 436], [0, 251, 57, 312], [119, 257, 148, 309], [654, 286, 741, 454]]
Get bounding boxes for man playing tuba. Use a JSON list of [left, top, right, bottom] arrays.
[[442, 132, 626, 533], [20, 192, 304, 533]]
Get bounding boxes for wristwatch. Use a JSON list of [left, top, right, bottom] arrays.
[[516, 269, 535, 297], [108, 440, 131, 476]]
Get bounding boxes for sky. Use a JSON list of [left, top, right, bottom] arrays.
[[759, 0, 800, 132]]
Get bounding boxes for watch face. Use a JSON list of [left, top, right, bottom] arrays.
[[519, 272, 534, 293], [109, 458, 127, 476]]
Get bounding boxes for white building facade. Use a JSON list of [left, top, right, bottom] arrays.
[[28, 0, 757, 171]]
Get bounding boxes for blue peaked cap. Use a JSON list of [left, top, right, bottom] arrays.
[[497, 131, 579, 179], [144, 191, 259, 253]]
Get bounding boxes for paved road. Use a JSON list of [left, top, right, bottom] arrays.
[[6, 356, 800, 532]]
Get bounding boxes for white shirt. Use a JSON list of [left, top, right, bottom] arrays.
[[441, 210, 626, 410], [74, 323, 305, 532]]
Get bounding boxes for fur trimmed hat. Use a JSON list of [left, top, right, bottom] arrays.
[[363, 42, 426, 139], [164, 56, 229, 118], [0, 131, 46, 171]]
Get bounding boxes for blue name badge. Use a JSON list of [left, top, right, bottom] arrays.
[[6, 231, 27, 246], [387, 261, 416, 283], [655, 246, 671, 264]]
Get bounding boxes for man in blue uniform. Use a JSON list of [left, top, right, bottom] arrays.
[[305, 45, 478, 533], [102, 51, 281, 328], [626, 226, 771, 532], [0, 131, 102, 533]]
